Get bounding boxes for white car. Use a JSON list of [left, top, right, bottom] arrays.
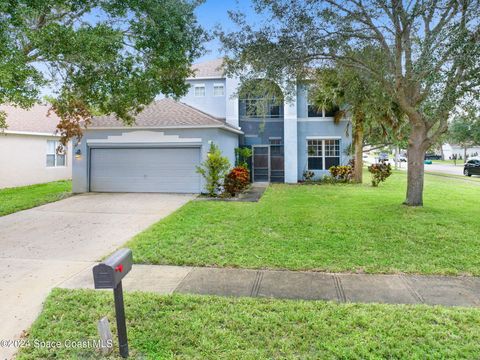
[[398, 155, 407, 162]]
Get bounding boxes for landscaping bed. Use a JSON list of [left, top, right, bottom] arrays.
[[0, 180, 72, 216], [126, 171, 480, 275], [17, 288, 480, 359]]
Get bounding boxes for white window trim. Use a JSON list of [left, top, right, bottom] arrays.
[[306, 136, 341, 140], [46, 140, 67, 168], [213, 83, 225, 97], [193, 84, 206, 97], [307, 138, 341, 171]]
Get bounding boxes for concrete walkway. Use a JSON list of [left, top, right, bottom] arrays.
[[61, 265, 480, 307], [0, 193, 194, 360]]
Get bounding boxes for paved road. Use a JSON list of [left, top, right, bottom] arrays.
[[0, 193, 194, 360], [366, 157, 472, 177]]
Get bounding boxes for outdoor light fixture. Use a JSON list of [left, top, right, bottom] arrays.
[[75, 149, 82, 159]]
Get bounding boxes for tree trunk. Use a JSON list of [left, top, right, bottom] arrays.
[[404, 125, 429, 206], [464, 145, 468, 161], [353, 121, 364, 183]]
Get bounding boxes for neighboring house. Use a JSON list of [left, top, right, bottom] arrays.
[[72, 58, 351, 193], [0, 104, 72, 189], [442, 143, 480, 160]]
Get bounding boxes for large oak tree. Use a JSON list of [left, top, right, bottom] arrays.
[[0, 0, 207, 144], [220, 0, 480, 206]]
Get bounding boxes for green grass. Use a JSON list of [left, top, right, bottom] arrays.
[[127, 172, 480, 275], [16, 288, 480, 359], [0, 180, 72, 216]]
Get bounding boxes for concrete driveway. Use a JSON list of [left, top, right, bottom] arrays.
[[0, 193, 194, 359]]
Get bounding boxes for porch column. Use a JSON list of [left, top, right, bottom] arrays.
[[284, 88, 298, 183]]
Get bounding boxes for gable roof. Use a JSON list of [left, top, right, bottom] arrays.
[[1, 104, 61, 135], [189, 58, 225, 79], [89, 98, 242, 134]]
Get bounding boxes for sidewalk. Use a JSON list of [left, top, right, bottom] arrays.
[[59, 265, 480, 307]]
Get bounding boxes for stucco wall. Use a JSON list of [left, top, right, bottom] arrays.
[[297, 120, 352, 180], [72, 127, 238, 193], [180, 79, 227, 119], [0, 133, 72, 188]]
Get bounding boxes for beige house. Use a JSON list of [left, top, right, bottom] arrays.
[[0, 104, 72, 189]]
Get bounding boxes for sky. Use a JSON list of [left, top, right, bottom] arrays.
[[193, 0, 258, 62]]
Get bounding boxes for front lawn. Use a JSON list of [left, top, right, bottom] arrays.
[[17, 288, 480, 359], [127, 172, 480, 275], [0, 180, 72, 216]]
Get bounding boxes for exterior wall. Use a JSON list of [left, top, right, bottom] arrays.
[[239, 119, 284, 146], [181, 79, 227, 119], [297, 120, 352, 180], [442, 144, 480, 160], [72, 127, 238, 193], [0, 133, 72, 188]]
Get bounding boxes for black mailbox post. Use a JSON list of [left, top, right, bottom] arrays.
[[93, 248, 133, 358]]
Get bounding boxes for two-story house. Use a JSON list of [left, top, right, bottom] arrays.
[[72, 58, 351, 193]]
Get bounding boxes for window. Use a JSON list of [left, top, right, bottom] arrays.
[[324, 106, 340, 117], [307, 139, 323, 170], [46, 140, 66, 167], [307, 139, 340, 170], [194, 85, 205, 97], [213, 84, 224, 96], [308, 105, 323, 117], [240, 98, 283, 118]]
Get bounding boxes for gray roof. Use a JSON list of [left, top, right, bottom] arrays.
[[1, 104, 60, 135], [90, 98, 241, 133], [190, 58, 225, 79]]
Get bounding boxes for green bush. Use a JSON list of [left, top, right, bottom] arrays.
[[196, 143, 230, 197]]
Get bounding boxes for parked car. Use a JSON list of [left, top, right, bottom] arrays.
[[464, 159, 480, 176], [378, 153, 389, 162], [425, 153, 442, 160], [398, 155, 407, 162]]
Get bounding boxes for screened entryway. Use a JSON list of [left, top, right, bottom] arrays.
[[252, 144, 284, 183]]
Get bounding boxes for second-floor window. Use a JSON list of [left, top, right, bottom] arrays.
[[240, 97, 283, 118], [308, 104, 323, 117], [213, 84, 224, 96], [194, 85, 205, 97]]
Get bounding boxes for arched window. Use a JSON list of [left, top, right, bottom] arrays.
[[239, 79, 284, 119]]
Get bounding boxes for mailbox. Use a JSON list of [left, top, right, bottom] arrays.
[[92, 248, 133, 358], [93, 249, 133, 289]]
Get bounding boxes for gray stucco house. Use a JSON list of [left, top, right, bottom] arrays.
[[72, 58, 351, 193]]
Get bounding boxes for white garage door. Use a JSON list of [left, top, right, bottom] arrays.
[[90, 147, 201, 193]]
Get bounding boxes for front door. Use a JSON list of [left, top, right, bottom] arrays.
[[252, 145, 270, 182]]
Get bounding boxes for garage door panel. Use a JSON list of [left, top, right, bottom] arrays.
[[90, 148, 201, 193]]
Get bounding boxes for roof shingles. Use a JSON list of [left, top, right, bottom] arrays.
[[90, 98, 239, 133], [190, 58, 225, 79], [1, 104, 60, 134]]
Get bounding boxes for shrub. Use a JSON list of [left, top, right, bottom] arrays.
[[235, 147, 252, 168], [329, 165, 353, 182], [196, 143, 231, 197], [368, 161, 392, 187], [224, 166, 250, 196], [303, 170, 315, 182]]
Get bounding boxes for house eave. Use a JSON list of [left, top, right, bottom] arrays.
[[2, 130, 61, 137]]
